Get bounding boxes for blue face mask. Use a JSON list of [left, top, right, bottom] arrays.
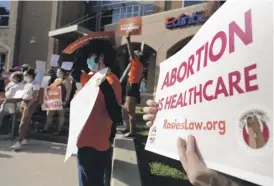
[[87, 57, 97, 70]]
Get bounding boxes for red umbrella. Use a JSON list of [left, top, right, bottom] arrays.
[[62, 31, 116, 55]]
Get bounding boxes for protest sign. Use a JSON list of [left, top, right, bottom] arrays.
[[13, 90, 26, 99], [75, 82, 82, 91], [42, 86, 63, 110], [50, 54, 60, 67], [36, 60, 46, 72], [41, 76, 51, 88], [35, 60, 46, 85], [61, 61, 73, 71], [65, 68, 109, 161], [145, 1, 273, 186], [117, 16, 142, 36], [34, 70, 45, 85]]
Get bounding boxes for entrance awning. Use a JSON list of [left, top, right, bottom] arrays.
[[48, 25, 92, 40]]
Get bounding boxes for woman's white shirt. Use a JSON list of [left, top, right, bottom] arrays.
[[5, 82, 24, 99], [22, 82, 40, 100]]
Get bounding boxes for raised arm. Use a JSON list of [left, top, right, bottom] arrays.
[[126, 31, 135, 60]]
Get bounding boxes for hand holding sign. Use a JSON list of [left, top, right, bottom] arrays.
[[144, 102, 245, 186], [118, 17, 142, 36], [143, 99, 158, 127], [126, 30, 131, 38], [145, 0, 273, 185], [177, 136, 215, 185]]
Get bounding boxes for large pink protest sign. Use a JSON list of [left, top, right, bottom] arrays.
[[145, 0, 273, 185]]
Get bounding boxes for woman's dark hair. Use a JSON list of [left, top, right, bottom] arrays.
[[24, 68, 36, 78], [12, 72, 23, 83]]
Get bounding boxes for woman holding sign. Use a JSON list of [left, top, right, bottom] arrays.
[[11, 68, 40, 150], [40, 67, 73, 135], [76, 39, 122, 186], [122, 31, 144, 137]]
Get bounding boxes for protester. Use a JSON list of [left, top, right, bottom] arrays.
[[79, 51, 121, 186], [103, 122, 117, 186], [47, 67, 57, 86], [40, 67, 72, 135], [122, 31, 144, 137], [11, 68, 40, 150], [76, 39, 122, 186], [143, 100, 249, 186], [0, 72, 24, 130]]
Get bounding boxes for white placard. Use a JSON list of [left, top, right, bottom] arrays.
[[41, 76, 51, 88], [36, 60, 46, 72], [76, 82, 82, 91], [34, 70, 45, 85], [65, 68, 109, 162], [12, 90, 26, 99], [145, 1, 273, 186], [50, 54, 60, 67], [61, 61, 73, 71]]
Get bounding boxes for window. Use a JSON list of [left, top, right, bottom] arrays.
[[184, 0, 204, 7], [143, 4, 153, 16], [100, 9, 113, 30], [0, 1, 10, 27], [111, 5, 140, 24], [101, 1, 121, 5], [85, 15, 97, 31], [85, 0, 98, 7]]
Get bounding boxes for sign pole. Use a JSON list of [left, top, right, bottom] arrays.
[[119, 63, 131, 83]]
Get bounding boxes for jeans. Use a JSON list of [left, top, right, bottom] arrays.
[[103, 147, 113, 186], [44, 110, 65, 131], [77, 147, 108, 186]]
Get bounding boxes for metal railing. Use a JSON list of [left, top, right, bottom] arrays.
[[0, 15, 9, 27]]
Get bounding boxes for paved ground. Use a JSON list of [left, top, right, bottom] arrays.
[[0, 137, 78, 186]]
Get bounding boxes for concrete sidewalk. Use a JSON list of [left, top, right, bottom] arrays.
[[0, 138, 77, 186]]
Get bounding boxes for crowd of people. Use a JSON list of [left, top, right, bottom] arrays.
[[0, 63, 77, 150], [0, 30, 144, 186]]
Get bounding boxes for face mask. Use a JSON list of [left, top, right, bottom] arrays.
[[87, 57, 97, 70], [24, 76, 31, 83], [56, 70, 64, 78]]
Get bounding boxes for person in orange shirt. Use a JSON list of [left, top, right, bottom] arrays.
[[39, 68, 72, 135], [123, 31, 144, 137], [76, 39, 122, 186]]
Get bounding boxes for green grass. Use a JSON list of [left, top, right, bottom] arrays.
[[136, 106, 144, 114], [150, 162, 188, 180], [134, 109, 190, 186], [139, 130, 149, 137]]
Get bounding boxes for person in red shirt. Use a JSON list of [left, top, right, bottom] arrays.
[[76, 39, 122, 186], [123, 31, 144, 137]]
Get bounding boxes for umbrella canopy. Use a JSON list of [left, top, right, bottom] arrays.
[[62, 31, 117, 82], [62, 31, 116, 55]]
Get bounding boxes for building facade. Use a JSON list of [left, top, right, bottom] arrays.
[[0, 0, 210, 104], [105, 1, 210, 104], [0, 1, 85, 70]]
